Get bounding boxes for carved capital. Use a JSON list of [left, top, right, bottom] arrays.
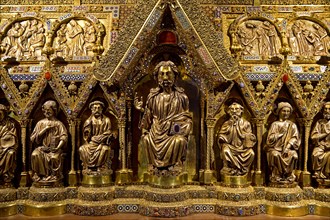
[[205, 118, 216, 127]]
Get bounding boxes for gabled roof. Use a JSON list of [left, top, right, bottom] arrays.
[[94, 0, 240, 85]]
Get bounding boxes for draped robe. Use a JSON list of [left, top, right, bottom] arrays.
[[265, 120, 300, 181], [0, 117, 17, 182], [311, 119, 330, 178], [218, 118, 256, 175], [79, 115, 112, 169], [31, 119, 68, 179], [140, 87, 192, 168]]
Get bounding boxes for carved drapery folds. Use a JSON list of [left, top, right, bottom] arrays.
[[288, 20, 329, 57], [0, 15, 106, 61], [1, 19, 46, 60]]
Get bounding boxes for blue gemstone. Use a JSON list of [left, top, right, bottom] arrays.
[[238, 208, 243, 215]]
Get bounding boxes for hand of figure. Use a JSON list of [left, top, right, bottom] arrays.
[[46, 124, 54, 130], [134, 93, 144, 112], [51, 146, 60, 153], [41, 146, 50, 152], [283, 145, 290, 157]]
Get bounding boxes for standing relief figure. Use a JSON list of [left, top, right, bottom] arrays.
[[289, 20, 329, 56], [79, 101, 115, 173], [26, 27, 45, 58], [31, 101, 68, 183], [311, 102, 330, 179], [134, 61, 192, 174], [265, 102, 301, 184], [236, 21, 279, 58], [0, 104, 18, 186], [1, 22, 25, 58], [83, 22, 97, 56], [66, 20, 85, 56], [54, 24, 69, 57], [312, 24, 330, 54], [218, 100, 256, 176]]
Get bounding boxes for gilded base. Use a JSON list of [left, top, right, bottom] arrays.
[[33, 180, 63, 188], [315, 204, 330, 216], [0, 203, 17, 217], [24, 203, 66, 216], [220, 173, 251, 187], [145, 172, 188, 187], [268, 182, 298, 188], [81, 174, 112, 187], [265, 203, 308, 216], [217, 185, 255, 201]]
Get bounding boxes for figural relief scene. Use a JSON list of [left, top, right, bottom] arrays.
[[0, 0, 329, 218]]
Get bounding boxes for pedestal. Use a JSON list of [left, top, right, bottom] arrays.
[[264, 185, 308, 216], [314, 187, 330, 217], [24, 186, 67, 216], [81, 171, 113, 187], [72, 186, 116, 216], [0, 187, 17, 217], [215, 180, 260, 216], [144, 171, 188, 187], [220, 173, 251, 187]]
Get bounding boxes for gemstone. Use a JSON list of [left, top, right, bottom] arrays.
[[44, 72, 51, 80]]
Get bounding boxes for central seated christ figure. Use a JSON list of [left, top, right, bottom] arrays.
[[134, 60, 192, 174]]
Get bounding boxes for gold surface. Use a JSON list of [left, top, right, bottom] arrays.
[[315, 204, 330, 217], [0, 204, 17, 217], [146, 172, 188, 187], [115, 169, 133, 185], [81, 174, 112, 186], [24, 203, 66, 216], [265, 203, 308, 217], [299, 171, 312, 187], [221, 173, 251, 187]]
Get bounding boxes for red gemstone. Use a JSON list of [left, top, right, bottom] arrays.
[[282, 74, 289, 83], [158, 31, 177, 45], [45, 72, 51, 80]]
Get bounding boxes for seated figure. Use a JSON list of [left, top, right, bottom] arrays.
[[218, 100, 256, 176], [311, 102, 330, 179], [265, 102, 301, 183], [0, 104, 18, 185], [31, 100, 68, 182], [79, 101, 115, 173], [134, 60, 192, 173]]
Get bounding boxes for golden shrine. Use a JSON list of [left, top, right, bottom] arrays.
[[0, 0, 329, 218]]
